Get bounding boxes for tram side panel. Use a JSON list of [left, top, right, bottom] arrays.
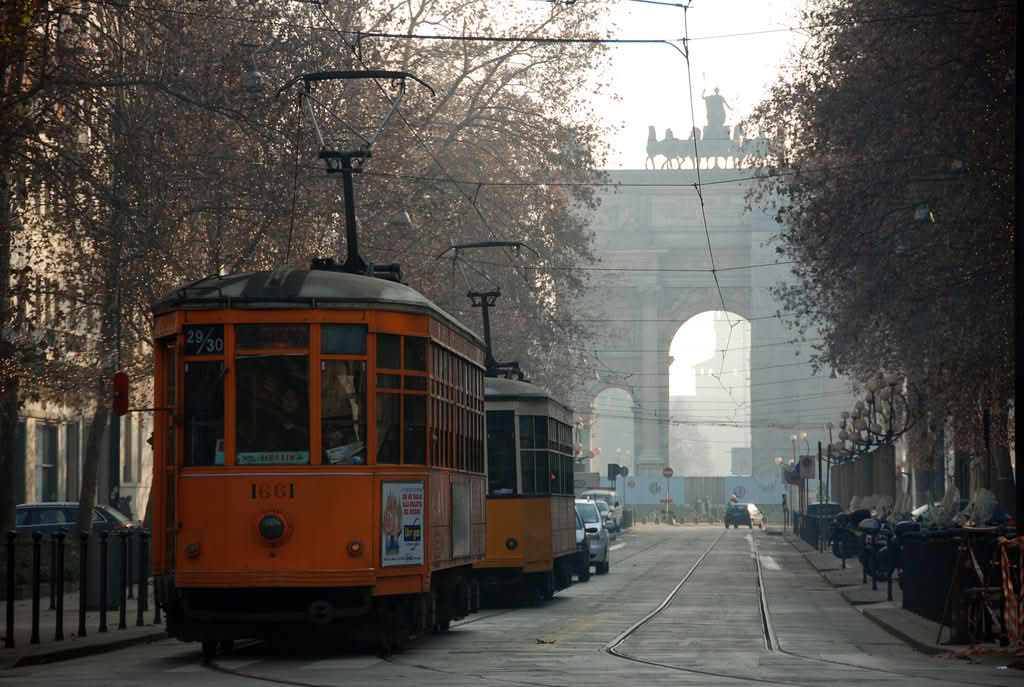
[[174, 473, 376, 588]]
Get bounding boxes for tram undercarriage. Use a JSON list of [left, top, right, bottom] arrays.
[[159, 568, 480, 659]]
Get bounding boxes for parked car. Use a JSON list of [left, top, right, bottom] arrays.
[[746, 503, 765, 529], [15, 502, 136, 536], [573, 508, 590, 582], [725, 502, 752, 529], [580, 488, 621, 528], [575, 498, 610, 574], [594, 499, 618, 535]]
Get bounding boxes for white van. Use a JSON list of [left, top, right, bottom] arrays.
[[581, 488, 621, 529]]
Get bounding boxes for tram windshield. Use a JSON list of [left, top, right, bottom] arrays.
[[322, 360, 367, 465], [235, 355, 310, 464]]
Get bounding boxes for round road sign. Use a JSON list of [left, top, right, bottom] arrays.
[[662, 466, 674, 478], [627, 479, 636, 489], [733, 486, 746, 499]]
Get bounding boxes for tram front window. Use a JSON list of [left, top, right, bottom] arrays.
[[184, 361, 225, 466], [322, 360, 367, 465], [236, 356, 310, 464], [486, 411, 516, 496]]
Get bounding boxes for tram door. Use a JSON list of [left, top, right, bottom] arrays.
[[157, 339, 178, 569]]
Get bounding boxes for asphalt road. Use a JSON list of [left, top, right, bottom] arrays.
[[4, 525, 1018, 687]]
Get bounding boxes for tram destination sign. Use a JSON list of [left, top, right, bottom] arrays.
[[184, 324, 224, 356]]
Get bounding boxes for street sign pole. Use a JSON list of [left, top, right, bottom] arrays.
[[662, 466, 674, 519]]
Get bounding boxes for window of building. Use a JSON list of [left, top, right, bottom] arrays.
[[36, 424, 58, 502]]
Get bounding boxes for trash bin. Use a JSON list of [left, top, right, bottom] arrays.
[[85, 533, 121, 611]]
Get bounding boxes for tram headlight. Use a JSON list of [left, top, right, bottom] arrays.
[[259, 514, 286, 541], [505, 537, 518, 551]]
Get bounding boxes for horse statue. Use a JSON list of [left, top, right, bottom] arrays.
[[645, 126, 698, 170], [645, 124, 777, 170]]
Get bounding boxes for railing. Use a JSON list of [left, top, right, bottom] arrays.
[[3, 528, 161, 649]]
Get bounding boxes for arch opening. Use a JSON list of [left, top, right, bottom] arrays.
[[668, 311, 751, 477]]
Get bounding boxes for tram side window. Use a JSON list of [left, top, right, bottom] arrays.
[[520, 451, 535, 495], [183, 361, 225, 466], [321, 360, 366, 465], [376, 393, 400, 464], [404, 395, 426, 464], [535, 451, 550, 495], [236, 356, 310, 465], [486, 411, 516, 495]]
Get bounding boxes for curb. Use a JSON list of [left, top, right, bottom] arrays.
[[858, 608, 946, 656], [782, 535, 949, 656], [4, 630, 169, 669]]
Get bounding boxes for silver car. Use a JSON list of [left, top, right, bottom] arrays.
[[575, 498, 610, 574]]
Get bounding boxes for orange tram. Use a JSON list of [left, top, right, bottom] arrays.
[[150, 263, 487, 658], [474, 378, 578, 600]]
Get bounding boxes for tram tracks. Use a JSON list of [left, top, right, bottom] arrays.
[[201, 528, 1005, 687]]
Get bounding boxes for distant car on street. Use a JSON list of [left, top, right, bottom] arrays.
[[15, 502, 136, 536], [573, 508, 590, 581], [725, 502, 752, 529], [746, 503, 765, 529], [575, 499, 610, 574]]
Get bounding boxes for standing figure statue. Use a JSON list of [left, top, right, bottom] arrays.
[[702, 87, 732, 135]]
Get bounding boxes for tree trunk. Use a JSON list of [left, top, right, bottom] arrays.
[[75, 282, 118, 534], [0, 170, 21, 533], [75, 387, 110, 534], [993, 401, 1016, 516]]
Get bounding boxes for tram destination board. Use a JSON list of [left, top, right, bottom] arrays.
[[184, 324, 224, 356]]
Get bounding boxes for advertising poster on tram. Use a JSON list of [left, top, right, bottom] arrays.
[[381, 482, 425, 567]]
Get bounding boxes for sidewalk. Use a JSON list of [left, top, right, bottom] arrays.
[[783, 532, 1009, 658], [1, 585, 167, 669]]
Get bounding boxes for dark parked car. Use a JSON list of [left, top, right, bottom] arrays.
[[15, 502, 136, 536], [573, 509, 590, 582], [725, 502, 752, 529]]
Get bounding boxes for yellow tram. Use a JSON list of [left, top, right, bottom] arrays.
[[150, 263, 487, 657], [474, 377, 577, 599]]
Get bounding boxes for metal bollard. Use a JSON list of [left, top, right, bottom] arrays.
[[136, 532, 147, 626], [118, 532, 129, 630], [54, 531, 65, 641], [49, 536, 56, 610], [887, 569, 893, 601], [99, 531, 108, 633], [78, 531, 88, 638], [127, 534, 134, 600], [5, 531, 16, 648], [31, 532, 41, 644], [153, 577, 161, 625]]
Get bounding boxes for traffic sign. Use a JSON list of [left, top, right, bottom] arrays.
[[662, 466, 674, 478], [627, 479, 636, 489], [733, 486, 746, 499]]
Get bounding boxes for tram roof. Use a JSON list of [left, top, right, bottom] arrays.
[[485, 377, 572, 412], [153, 267, 483, 346]]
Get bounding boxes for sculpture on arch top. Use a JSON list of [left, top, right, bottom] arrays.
[[644, 122, 776, 170]]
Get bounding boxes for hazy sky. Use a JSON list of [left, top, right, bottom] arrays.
[[595, 0, 803, 169]]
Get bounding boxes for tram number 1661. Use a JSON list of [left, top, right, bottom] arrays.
[[251, 483, 295, 500]]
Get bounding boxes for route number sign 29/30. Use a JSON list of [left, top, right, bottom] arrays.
[[663, 466, 674, 478], [184, 325, 225, 355]]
